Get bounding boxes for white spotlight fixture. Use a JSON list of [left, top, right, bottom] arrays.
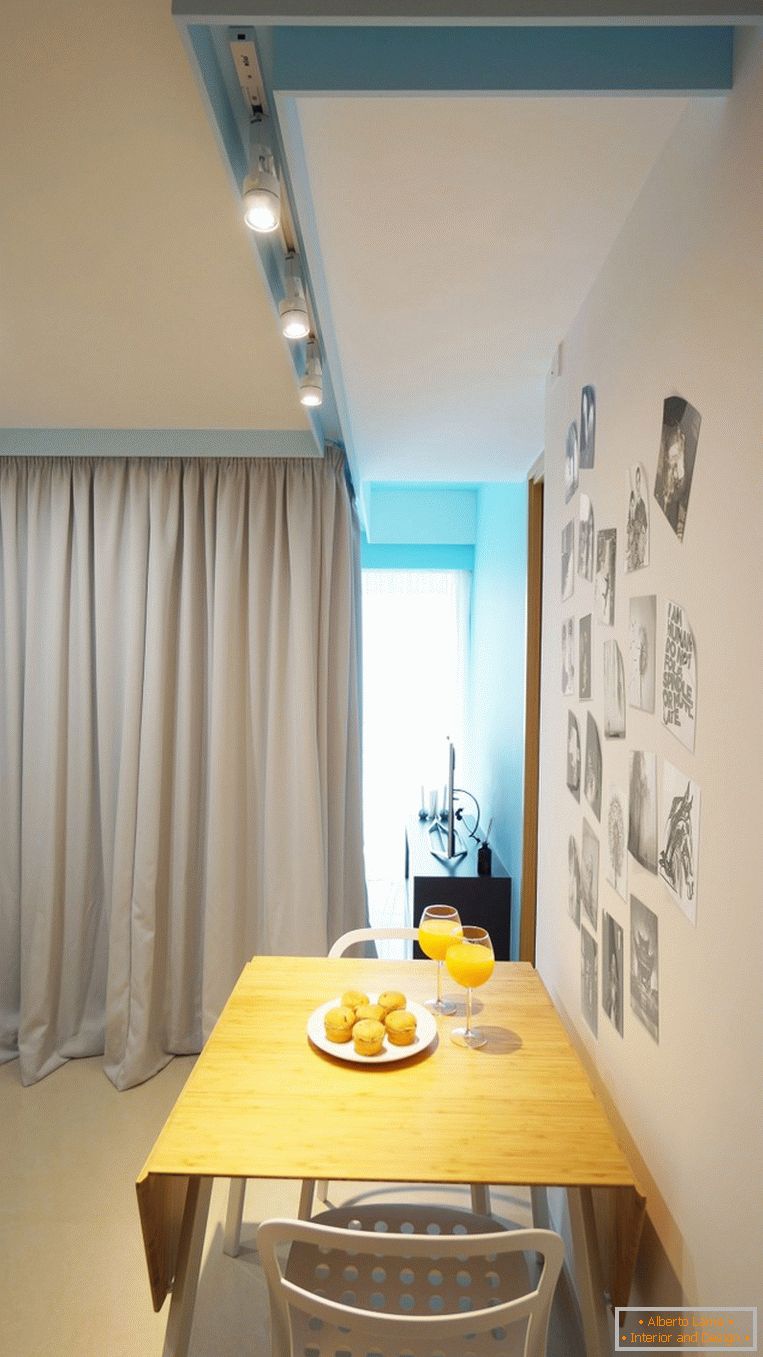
[[299, 342, 323, 408], [242, 124, 280, 234], [279, 254, 310, 340]]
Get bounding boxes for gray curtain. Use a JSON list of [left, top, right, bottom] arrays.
[[0, 450, 366, 1089]]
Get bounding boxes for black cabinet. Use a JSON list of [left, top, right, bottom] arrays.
[[405, 819, 512, 961]]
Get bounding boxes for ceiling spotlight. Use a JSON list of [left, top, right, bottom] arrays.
[[299, 342, 323, 408], [279, 255, 310, 340], [242, 125, 280, 233]]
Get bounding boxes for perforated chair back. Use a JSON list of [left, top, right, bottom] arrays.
[[257, 1204, 565, 1357], [328, 927, 419, 958]]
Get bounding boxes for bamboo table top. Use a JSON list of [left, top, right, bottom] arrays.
[[136, 957, 643, 1310]]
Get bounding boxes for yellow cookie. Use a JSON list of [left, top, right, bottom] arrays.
[[377, 990, 406, 1016], [355, 1003, 386, 1023], [324, 1005, 356, 1043], [341, 989, 370, 1012], [385, 1009, 417, 1047], [352, 1019, 385, 1056]]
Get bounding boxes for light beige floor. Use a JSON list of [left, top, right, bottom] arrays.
[[0, 1053, 584, 1357]]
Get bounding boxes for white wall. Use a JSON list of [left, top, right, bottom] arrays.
[[536, 27, 763, 1309]]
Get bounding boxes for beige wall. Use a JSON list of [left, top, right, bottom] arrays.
[[536, 27, 763, 1309]]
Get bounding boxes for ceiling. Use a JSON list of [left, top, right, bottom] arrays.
[[0, 2, 722, 491]]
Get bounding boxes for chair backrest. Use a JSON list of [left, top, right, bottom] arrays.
[[328, 926, 418, 958], [257, 1204, 565, 1357]]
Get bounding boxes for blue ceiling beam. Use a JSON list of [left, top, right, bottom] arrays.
[[172, 2, 752, 22], [268, 25, 733, 93]]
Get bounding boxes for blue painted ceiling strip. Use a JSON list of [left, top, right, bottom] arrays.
[[361, 540, 475, 570], [0, 430, 321, 458], [270, 25, 733, 92]]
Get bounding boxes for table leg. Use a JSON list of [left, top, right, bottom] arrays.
[[223, 1178, 247, 1258], [470, 1184, 492, 1216], [162, 1176, 213, 1357], [530, 1185, 550, 1230], [567, 1186, 612, 1357]]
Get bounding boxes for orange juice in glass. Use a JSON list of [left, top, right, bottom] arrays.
[[418, 905, 462, 1015], [445, 925, 494, 1048]]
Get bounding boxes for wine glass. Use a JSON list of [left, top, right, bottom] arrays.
[[445, 925, 494, 1048], [418, 905, 462, 1015]]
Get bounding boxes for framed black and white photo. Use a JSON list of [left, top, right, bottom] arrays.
[[625, 463, 649, 571], [562, 616, 575, 696], [581, 818, 600, 930], [654, 395, 701, 543], [659, 761, 701, 925], [561, 519, 575, 600], [595, 528, 616, 627], [579, 614, 592, 701], [661, 600, 696, 752], [568, 833, 581, 926], [628, 595, 657, 713], [606, 783, 628, 901], [630, 894, 659, 1043], [565, 421, 579, 504], [577, 493, 594, 582], [580, 385, 596, 469], [603, 638, 626, 738], [628, 750, 658, 874], [602, 912, 624, 1037], [566, 711, 581, 802], [581, 927, 598, 1037], [584, 712, 602, 822]]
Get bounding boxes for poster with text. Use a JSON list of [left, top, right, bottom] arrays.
[[603, 639, 626, 739], [630, 894, 659, 1043], [602, 912, 624, 1037], [580, 385, 596, 469], [584, 712, 602, 822], [606, 784, 628, 901], [578, 493, 594, 582], [625, 463, 649, 571], [562, 520, 575, 600], [628, 750, 658, 874], [581, 818, 600, 930], [562, 616, 575, 695], [565, 421, 579, 504], [662, 600, 697, 752], [659, 761, 701, 925], [581, 927, 598, 1037], [595, 528, 616, 627], [568, 833, 581, 927], [579, 614, 592, 701], [654, 395, 701, 543], [629, 594, 657, 713]]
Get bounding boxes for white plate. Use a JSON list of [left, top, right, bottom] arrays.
[[307, 995, 437, 1065]]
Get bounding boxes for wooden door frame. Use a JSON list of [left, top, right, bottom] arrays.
[[519, 463, 544, 964]]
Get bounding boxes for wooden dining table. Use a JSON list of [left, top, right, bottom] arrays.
[[136, 955, 645, 1357]]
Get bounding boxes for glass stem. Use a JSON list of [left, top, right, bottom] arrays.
[[436, 960, 443, 1005], [466, 987, 473, 1035]]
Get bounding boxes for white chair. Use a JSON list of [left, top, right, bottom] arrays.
[[223, 927, 490, 1258], [257, 1203, 565, 1357]]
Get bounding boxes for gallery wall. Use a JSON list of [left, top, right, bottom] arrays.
[[536, 26, 763, 1309]]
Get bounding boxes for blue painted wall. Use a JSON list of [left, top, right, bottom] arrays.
[[467, 482, 528, 958], [365, 484, 478, 545]]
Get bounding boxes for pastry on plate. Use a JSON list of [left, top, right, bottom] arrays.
[[385, 1009, 417, 1046], [354, 1002, 385, 1023], [341, 989, 370, 1012], [352, 1018, 385, 1056], [324, 1005, 356, 1043], [377, 990, 406, 1016]]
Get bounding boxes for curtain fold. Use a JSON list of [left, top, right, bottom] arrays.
[[0, 451, 366, 1089]]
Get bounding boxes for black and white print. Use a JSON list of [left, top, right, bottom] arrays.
[[578, 493, 594, 582], [606, 783, 628, 901], [659, 761, 701, 926], [625, 463, 649, 572], [661, 600, 696, 752], [565, 421, 579, 504], [602, 912, 624, 1037], [628, 750, 658, 874], [579, 614, 592, 701], [580, 385, 596, 469], [562, 519, 575, 600], [584, 712, 602, 822], [654, 395, 701, 543], [628, 595, 657, 713], [630, 895, 659, 1043], [581, 818, 600, 930], [595, 528, 616, 627], [566, 711, 581, 802], [562, 616, 575, 696], [581, 927, 598, 1037], [568, 833, 581, 926], [603, 639, 626, 739]]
